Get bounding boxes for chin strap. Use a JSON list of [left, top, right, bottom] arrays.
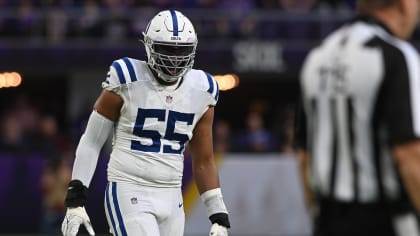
[[157, 70, 181, 84]]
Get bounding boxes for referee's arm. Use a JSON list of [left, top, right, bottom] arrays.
[[394, 141, 420, 213], [294, 100, 314, 213], [297, 149, 313, 213]]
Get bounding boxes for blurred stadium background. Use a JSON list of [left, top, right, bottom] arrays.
[[1, 0, 413, 235]]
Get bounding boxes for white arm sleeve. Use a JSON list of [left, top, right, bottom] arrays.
[[72, 110, 114, 187]]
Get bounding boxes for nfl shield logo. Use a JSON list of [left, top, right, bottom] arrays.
[[166, 96, 173, 103], [130, 197, 138, 205]]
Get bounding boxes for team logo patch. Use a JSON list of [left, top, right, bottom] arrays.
[[166, 95, 173, 103], [130, 197, 138, 205]]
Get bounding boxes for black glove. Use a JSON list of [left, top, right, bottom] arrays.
[[64, 179, 88, 208], [210, 212, 231, 228]]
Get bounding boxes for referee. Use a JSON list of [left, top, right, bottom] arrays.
[[296, 0, 420, 235]]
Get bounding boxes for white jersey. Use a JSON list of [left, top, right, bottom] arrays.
[[102, 58, 218, 188]]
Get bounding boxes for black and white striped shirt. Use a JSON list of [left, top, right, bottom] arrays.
[[298, 15, 420, 204]]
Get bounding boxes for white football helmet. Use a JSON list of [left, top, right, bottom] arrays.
[[142, 10, 198, 83]]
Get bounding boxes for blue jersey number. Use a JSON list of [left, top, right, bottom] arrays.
[[131, 108, 194, 154]]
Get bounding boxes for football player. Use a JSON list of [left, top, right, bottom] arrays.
[[61, 9, 230, 236]]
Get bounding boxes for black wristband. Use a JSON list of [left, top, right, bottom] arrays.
[[64, 179, 88, 208], [209, 213, 230, 228]]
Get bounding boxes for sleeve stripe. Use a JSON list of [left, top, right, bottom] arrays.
[[105, 71, 111, 84], [205, 72, 214, 94], [205, 72, 219, 100], [215, 79, 220, 102], [105, 72, 110, 84], [122, 57, 137, 82], [112, 61, 126, 84]]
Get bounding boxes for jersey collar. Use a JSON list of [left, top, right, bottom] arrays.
[[352, 14, 395, 36]]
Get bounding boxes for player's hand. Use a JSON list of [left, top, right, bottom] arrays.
[[61, 206, 95, 236], [209, 223, 228, 236]]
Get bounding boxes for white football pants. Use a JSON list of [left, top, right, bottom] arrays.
[[104, 182, 185, 236]]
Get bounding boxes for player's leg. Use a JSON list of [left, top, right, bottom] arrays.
[[159, 210, 185, 236], [124, 211, 160, 235], [104, 182, 160, 236], [159, 188, 185, 236]]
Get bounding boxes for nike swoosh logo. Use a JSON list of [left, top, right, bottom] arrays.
[[178, 203, 183, 208]]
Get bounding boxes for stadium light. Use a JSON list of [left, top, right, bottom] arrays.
[[0, 72, 22, 88], [213, 74, 240, 91]]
